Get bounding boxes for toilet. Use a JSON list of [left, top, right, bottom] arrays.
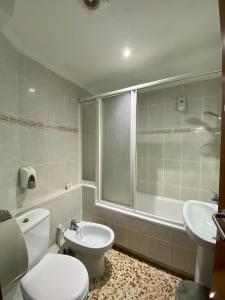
[[64, 221, 114, 278], [16, 209, 89, 300]]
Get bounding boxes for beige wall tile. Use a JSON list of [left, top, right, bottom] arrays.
[[164, 160, 181, 186], [164, 135, 181, 160], [170, 244, 196, 276], [148, 135, 163, 159], [200, 162, 220, 191], [181, 134, 202, 161], [180, 187, 199, 201], [171, 230, 196, 251], [126, 229, 147, 256], [148, 104, 164, 130], [163, 185, 180, 200], [146, 237, 170, 265], [147, 182, 164, 196], [148, 159, 163, 183], [181, 161, 200, 189], [182, 98, 202, 128]]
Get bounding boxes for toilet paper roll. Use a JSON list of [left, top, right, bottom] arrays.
[[0, 212, 28, 293]]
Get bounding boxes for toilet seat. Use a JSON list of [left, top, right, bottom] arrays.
[[20, 253, 89, 300]]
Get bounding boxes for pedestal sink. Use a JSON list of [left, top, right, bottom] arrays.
[[183, 200, 218, 288]]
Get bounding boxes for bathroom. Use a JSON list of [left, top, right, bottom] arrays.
[[0, 0, 225, 299]]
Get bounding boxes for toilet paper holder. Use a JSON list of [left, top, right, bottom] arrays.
[[19, 166, 37, 189]]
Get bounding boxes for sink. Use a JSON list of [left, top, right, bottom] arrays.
[[183, 200, 218, 247], [183, 200, 218, 289]]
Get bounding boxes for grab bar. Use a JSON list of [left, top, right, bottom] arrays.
[[212, 210, 225, 241]]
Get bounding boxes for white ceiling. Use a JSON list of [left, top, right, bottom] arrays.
[[2, 0, 222, 94]]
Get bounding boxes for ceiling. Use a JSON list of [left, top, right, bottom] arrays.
[[2, 0, 222, 94]]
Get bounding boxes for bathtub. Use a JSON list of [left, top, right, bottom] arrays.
[[135, 192, 184, 227], [83, 185, 196, 276]]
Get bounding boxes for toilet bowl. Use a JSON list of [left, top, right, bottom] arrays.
[[21, 254, 89, 300], [64, 221, 114, 278], [16, 209, 89, 300]]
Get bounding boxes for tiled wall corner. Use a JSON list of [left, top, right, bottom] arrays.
[[137, 78, 221, 202]]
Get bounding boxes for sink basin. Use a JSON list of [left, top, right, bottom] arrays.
[[183, 200, 218, 247], [183, 200, 218, 288]]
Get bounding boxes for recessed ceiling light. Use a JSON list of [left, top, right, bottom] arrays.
[[123, 48, 131, 58], [29, 88, 36, 94]]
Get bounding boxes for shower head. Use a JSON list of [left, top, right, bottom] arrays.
[[203, 111, 222, 121], [83, 0, 100, 10]]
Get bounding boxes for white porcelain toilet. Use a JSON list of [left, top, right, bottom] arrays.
[[64, 221, 114, 278], [16, 209, 89, 300]]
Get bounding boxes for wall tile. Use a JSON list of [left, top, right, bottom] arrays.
[[183, 81, 203, 100], [148, 104, 164, 130], [126, 229, 147, 256], [181, 134, 201, 161], [18, 77, 49, 123], [0, 33, 87, 214], [164, 135, 181, 160], [163, 185, 180, 200], [200, 133, 220, 163], [136, 78, 220, 205], [147, 182, 164, 196], [137, 107, 148, 130], [200, 162, 220, 191], [203, 78, 221, 97], [180, 187, 199, 201], [164, 101, 182, 129], [48, 163, 66, 193], [181, 161, 200, 189], [164, 160, 181, 186], [137, 180, 147, 193], [27, 127, 48, 164], [170, 244, 196, 276], [137, 158, 148, 181], [148, 159, 163, 184], [182, 98, 202, 128], [203, 96, 222, 128], [0, 68, 18, 116], [148, 135, 163, 159], [146, 237, 170, 265], [171, 230, 196, 251]]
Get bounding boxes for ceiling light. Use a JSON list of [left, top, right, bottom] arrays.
[[28, 88, 36, 94], [123, 48, 131, 58]]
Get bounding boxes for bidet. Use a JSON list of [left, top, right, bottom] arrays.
[[64, 221, 114, 277]]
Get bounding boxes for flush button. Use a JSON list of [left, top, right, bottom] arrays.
[[23, 217, 29, 223]]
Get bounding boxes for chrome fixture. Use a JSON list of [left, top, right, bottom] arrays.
[[211, 191, 219, 202], [69, 219, 80, 231], [212, 210, 225, 241], [83, 0, 100, 10], [79, 70, 221, 103], [204, 110, 222, 120]]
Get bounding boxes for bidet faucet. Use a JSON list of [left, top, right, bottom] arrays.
[[69, 219, 79, 231]]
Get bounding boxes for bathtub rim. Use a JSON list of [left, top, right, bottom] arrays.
[[82, 182, 185, 231], [96, 200, 185, 232]]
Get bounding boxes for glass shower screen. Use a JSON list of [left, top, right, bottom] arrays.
[[101, 92, 133, 207]]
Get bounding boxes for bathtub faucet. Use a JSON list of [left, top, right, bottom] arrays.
[[69, 219, 80, 232], [211, 191, 219, 203]]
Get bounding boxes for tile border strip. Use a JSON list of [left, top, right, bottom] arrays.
[[0, 112, 79, 133], [137, 127, 221, 135]]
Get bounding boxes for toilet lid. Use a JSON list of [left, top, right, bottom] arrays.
[[20, 254, 89, 300]]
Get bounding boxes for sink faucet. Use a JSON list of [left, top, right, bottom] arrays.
[[69, 219, 80, 232], [211, 191, 219, 203]]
